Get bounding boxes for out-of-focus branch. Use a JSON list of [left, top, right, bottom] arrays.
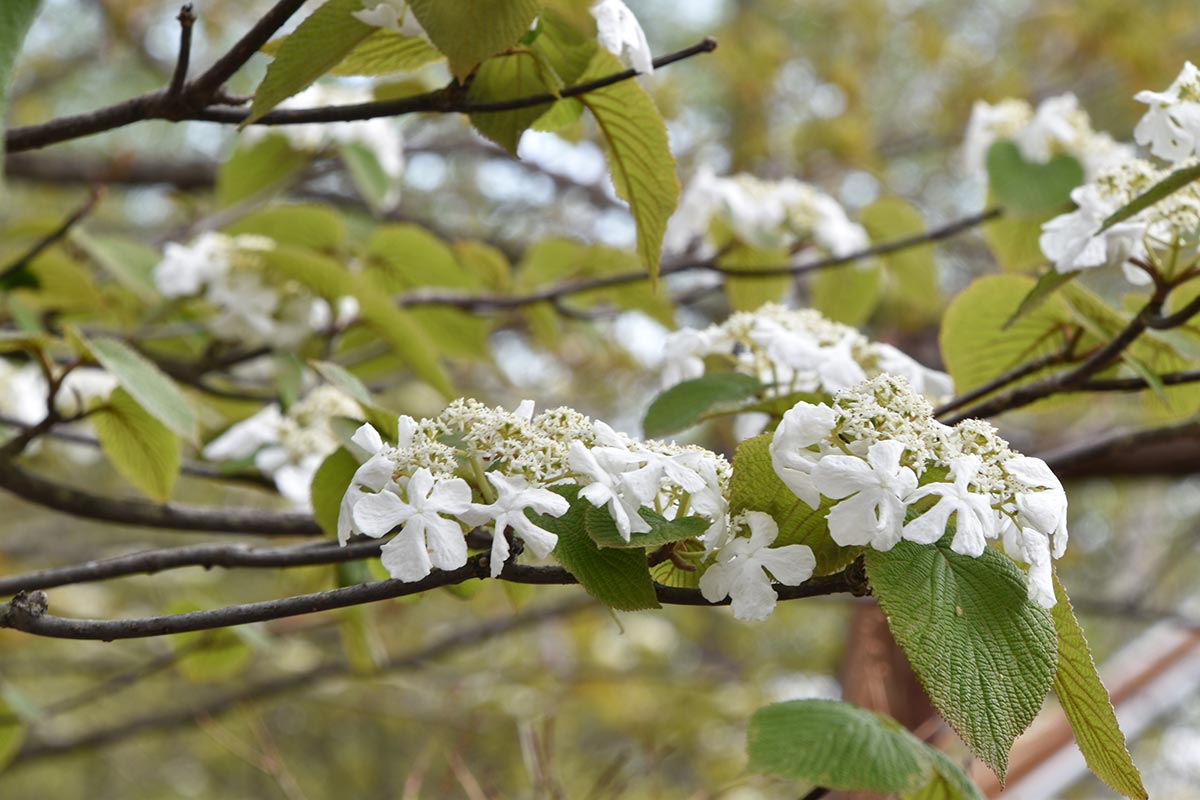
[[0, 462, 321, 536], [0, 187, 104, 283], [0, 559, 866, 641], [7, 598, 593, 769], [1044, 419, 1200, 479]]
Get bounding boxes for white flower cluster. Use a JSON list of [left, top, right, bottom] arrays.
[[664, 168, 869, 257], [0, 359, 117, 432], [661, 302, 953, 401], [153, 232, 358, 349], [203, 385, 364, 508], [1039, 156, 1200, 284], [769, 375, 1068, 607], [336, 399, 823, 621], [962, 93, 1133, 179]]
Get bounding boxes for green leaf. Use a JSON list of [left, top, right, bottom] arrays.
[[83, 335, 197, 441], [866, 537, 1057, 779], [584, 504, 709, 550], [577, 49, 680, 279], [1050, 573, 1147, 799], [1099, 161, 1200, 234], [982, 205, 1054, 273], [224, 203, 346, 250], [747, 699, 932, 794], [986, 141, 1083, 214], [339, 141, 397, 214], [92, 388, 182, 502], [859, 197, 941, 324], [728, 434, 861, 575], [719, 244, 791, 311], [810, 261, 882, 326], [1003, 269, 1079, 329], [940, 275, 1070, 398], [216, 135, 311, 208], [643, 373, 763, 438], [246, 0, 375, 125], [0, 696, 27, 772], [0, 0, 41, 182], [327, 28, 442, 76], [467, 51, 557, 154], [407, 0, 543, 80], [530, 486, 660, 611], [311, 447, 359, 538], [172, 612, 254, 683], [70, 232, 159, 302], [529, 10, 596, 86], [903, 748, 987, 800], [310, 360, 377, 409]]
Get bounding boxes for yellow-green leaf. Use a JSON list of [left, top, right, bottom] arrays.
[[84, 335, 197, 441], [407, 0, 543, 80], [92, 388, 182, 502], [467, 51, 557, 154]]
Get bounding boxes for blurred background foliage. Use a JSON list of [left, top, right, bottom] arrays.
[[4, 0, 1200, 797]]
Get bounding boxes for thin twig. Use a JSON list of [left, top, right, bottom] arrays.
[[8, 598, 593, 768], [1075, 368, 1200, 392], [0, 560, 864, 641], [183, 0, 309, 101], [0, 186, 103, 283], [933, 331, 1078, 417], [166, 5, 196, 100]]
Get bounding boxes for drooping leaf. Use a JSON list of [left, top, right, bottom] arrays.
[[1050, 573, 1147, 799], [1099, 161, 1200, 233], [216, 135, 311, 208], [986, 141, 1083, 214], [866, 537, 1058, 779], [339, 141, 397, 214], [728, 434, 861, 575], [583, 504, 709, 550], [642, 372, 763, 438], [529, 486, 660, 611], [903, 748, 987, 800], [747, 699, 932, 795], [576, 49, 680, 280], [327, 28, 442, 76], [246, 0, 375, 125], [171, 608, 255, 683], [311, 447, 360, 538], [467, 51, 558, 154], [1003, 269, 1079, 329], [83, 335, 197, 441], [0, 0, 42, 181], [407, 0, 543, 80], [92, 388, 182, 502]]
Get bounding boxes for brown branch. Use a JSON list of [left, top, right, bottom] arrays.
[[182, 0, 309, 102], [0, 559, 864, 641], [167, 5, 197, 99], [933, 330, 1079, 417], [1075, 368, 1200, 392], [0, 462, 321, 536], [6, 38, 715, 153], [1042, 419, 1200, 477], [0, 186, 103, 283], [7, 598, 592, 769]]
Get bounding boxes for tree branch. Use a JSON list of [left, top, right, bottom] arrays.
[[1042, 419, 1200, 477], [7, 598, 592, 768], [182, 0, 309, 102], [0, 462, 321, 536], [933, 329, 1079, 417], [0, 186, 103, 283], [167, 5, 197, 100], [0, 559, 864, 641], [6, 38, 715, 153]]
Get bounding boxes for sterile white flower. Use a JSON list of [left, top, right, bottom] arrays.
[[352, 468, 473, 582], [1004, 455, 1069, 559], [459, 473, 570, 577], [590, 0, 654, 75], [568, 440, 651, 540], [812, 439, 918, 551], [903, 455, 997, 556], [1134, 62, 1200, 163], [770, 401, 837, 508], [353, 0, 429, 38], [698, 512, 815, 622]]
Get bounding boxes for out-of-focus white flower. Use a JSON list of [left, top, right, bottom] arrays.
[[460, 473, 570, 577], [770, 401, 836, 508], [962, 98, 1033, 175], [812, 440, 917, 551], [590, 0, 654, 75], [353, 0, 429, 38], [1134, 62, 1200, 163], [352, 468, 473, 582], [871, 344, 954, 400], [903, 455, 997, 556], [698, 511, 815, 622]]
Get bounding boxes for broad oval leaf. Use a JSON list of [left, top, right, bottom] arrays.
[[583, 504, 708, 550], [407, 0, 543, 80], [467, 51, 558, 154], [986, 141, 1083, 214], [311, 447, 360, 538], [866, 537, 1058, 779], [84, 335, 197, 441], [642, 372, 762, 438], [92, 387, 182, 503], [747, 699, 933, 794]]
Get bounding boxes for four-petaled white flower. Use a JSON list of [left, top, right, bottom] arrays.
[[698, 512, 815, 622], [337, 420, 410, 544], [459, 473, 570, 577], [590, 0, 654, 75], [1004, 455, 1069, 559], [812, 440, 917, 551], [568, 440, 651, 540], [770, 401, 836, 508], [1134, 62, 1200, 163], [352, 468, 472, 582], [903, 455, 997, 556]]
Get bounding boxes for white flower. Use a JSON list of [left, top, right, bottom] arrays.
[[353, 0, 428, 38], [962, 98, 1033, 175], [203, 405, 284, 463], [568, 441, 651, 540], [1004, 455, 1068, 558], [590, 0, 654, 75], [459, 473, 570, 577], [871, 344, 954, 400], [903, 455, 997, 556], [1134, 62, 1200, 163], [337, 418, 416, 544], [54, 368, 118, 417], [351, 468, 472, 582], [1039, 183, 1148, 283], [812, 439, 917, 551], [154, 232, 234, 297], [751, 320, 868, 393], [1003, 523, 1056, 608], [770, 401, 836, 508], [698, 512, 815, 622]]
